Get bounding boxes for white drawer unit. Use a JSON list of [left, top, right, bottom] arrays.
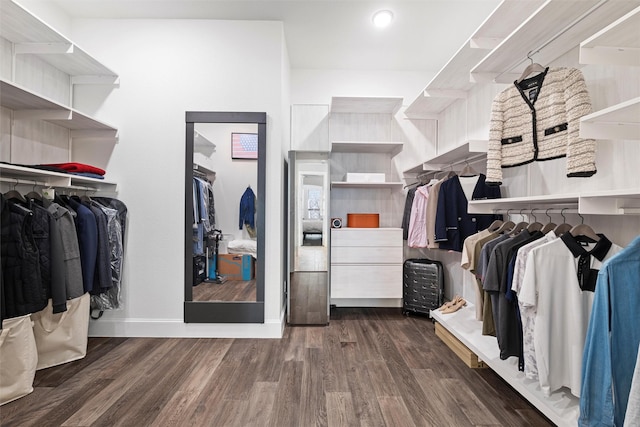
[[330, 228, 403, 304]]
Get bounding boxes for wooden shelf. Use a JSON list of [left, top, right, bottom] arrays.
[[331, 140, 403, 155], [330, 96, 402, 114], [404, 0, 544, 118], [579, 97, 640, 140], [430, 305, 579, 427], [580, 6, 640, 66], [1, 79, 118, 138], [0, 0, 118, 82], [331, 182, 403, 189], [0, 163, 117, 191], [470, 0, 639, 84], [468, 189, 640, 215]]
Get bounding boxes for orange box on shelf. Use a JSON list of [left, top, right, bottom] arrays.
[[346, 213, 379, 228]]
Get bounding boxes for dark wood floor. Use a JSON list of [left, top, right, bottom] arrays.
[[192, 279, 256, 302], [1, 308, 552, 427]]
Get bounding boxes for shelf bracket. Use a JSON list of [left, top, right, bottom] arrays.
[[13, 109, 72, 121], [71, 75, 121, 86], [70, 129, 119, 141], [15, 42, 73, 54], [423, 89, 467, 99], [469, 37, 502, 50]]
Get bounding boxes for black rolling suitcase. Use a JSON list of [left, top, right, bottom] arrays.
[[402, 258, 444, 317]]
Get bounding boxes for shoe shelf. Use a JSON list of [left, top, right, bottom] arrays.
[[579, 97, 640, 141], [579, 6, 640, 66], [404, 0, 544, 119], [467, 189, 640, 215], [470, 0, 639, 84], [329, 96, 403, 115], [430, 304, 579, 427], [1, 0, 118, 83]]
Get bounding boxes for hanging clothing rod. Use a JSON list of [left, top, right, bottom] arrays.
[[0, 177, 97, 193], [493, 208, 578, 215], [493, 0, 608, 81]]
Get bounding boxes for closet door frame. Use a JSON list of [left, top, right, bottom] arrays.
[[184, 111, 266, 323]]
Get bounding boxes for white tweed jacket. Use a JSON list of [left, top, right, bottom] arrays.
[[486, 67, 596, 185]]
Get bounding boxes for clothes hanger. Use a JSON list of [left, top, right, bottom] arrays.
[[4, 180, 27, 204], [25, 182, 43, 201], [487, 219, 503, 232], [516, 52, 547, 83], [570, 213, 600, 242], [540, 208, 557, 234], [458, 159, 479, 177], [507, 209, 529, 236], [553, 208, 573, 236], [492, 210, 515, 234], [526, 209, 543, 232]]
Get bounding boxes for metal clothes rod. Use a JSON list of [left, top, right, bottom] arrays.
[[0, 177, 97, 192], [494, 0, 608, 81], [493, 208, 579, 214]]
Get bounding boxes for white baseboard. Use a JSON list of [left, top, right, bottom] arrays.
[[330, 298, 402, 308], [88, 317, 285, 338]]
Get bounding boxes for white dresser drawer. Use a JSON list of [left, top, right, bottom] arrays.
[[331, 246, 402, 264], [330, 265, 402, 299], [331, 228, 402, 247]]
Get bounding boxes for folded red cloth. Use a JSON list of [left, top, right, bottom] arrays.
[[42, 162, 105, 176]]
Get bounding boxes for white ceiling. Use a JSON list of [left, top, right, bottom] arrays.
[[42, 0, 501, 72]]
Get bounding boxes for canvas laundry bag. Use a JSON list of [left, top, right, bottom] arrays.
[[0, 314, 38, 405], [31, 293, 90, 370]]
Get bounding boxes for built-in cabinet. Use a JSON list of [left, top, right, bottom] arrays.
[[330, 227, 402, 303], [0, 0, 119, 193]]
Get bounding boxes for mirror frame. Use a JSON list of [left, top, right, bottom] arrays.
[[184, 111, 266, 323]]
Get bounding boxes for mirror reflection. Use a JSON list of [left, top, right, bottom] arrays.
[[294, 171, 328, 271], [191, 122, 258, 302]]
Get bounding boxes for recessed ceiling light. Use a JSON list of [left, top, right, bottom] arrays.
[[372, 10, 393, 28]]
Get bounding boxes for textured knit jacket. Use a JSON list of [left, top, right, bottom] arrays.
[[486, 67, 596, 185]]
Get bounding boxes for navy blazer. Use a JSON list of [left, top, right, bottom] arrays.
[[67, 197, 98, 293], [434, 174, 501, 252]]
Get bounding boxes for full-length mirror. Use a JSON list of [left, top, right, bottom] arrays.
[[288, 151, 330, 325], [185, 112, 265, 323]]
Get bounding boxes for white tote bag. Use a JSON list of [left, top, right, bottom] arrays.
[[31, 293, 90, 370], [0, 314, 38, 405]]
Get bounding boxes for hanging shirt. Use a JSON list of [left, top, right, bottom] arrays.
[[580, 235, 640, 427], [239, 187, 256, 230], [407, 185, 430, 248], [519, 234, 621, 398]]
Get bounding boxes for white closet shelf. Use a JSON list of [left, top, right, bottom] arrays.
[[331, 140, 403, 155], [579, 6, 640, 66], [579, 97, 640, 140], [470, 0, 639, 84], [468, 189, 640, 215], [402, 141, 488, 178], [430, 305, 579, 427], [330, 96, 402, 114], [404, 0, 544, 118], [193, 161, 215, 176], [1, 79, 118, 137], [331, 182, 403, 189], [194, 131, 216, 156], [0, 0, 118, 81], [0, 163, 117, 191]]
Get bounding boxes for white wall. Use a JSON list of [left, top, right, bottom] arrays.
[[68, 18, 289, 337]]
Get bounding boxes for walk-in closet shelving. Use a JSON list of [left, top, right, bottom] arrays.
[[404, 0, 544, 119], [402, 140, 487, 178], [430, 306, 579, 427], [469, 0, 640, 84], [0, 79, 118, 137], [0, 0, 119, 83], [467, 189, 640, 215], [579, 97, 640, 140], [330, 140, 404, 188], [0, 163, 117, 191], [579, 6, 640, 66]]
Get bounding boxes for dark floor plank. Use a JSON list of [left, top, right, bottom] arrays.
[[268, 360, 303, 427], [240, 381, 278, 427], [412, 368, 474, 427], [299, 348, 327, 427], [377, 396, 417, 427], [364, 360, 401, 397], [342, 344, 387, 427], [305, 326, 325, 348], [440, 377, 502, 426], [326, 392, 358, 427]]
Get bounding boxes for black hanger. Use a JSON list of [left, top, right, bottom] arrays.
[[4, 180, 26, 204]]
